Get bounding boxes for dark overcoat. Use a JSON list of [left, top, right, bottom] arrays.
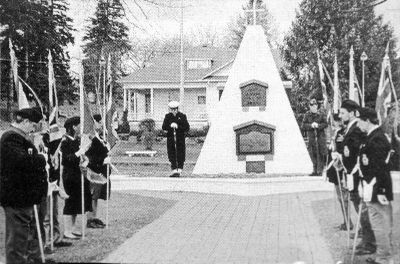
[[162, 112, 190, 167], [359, 127, 393, 202], [301, 110, 328, 155], [0, 127, 48, 208], [61, 136, 92, 215]]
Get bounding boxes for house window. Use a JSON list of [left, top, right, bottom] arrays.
[[187, 59, 212, 69], [145, 93, 151, 113], [198, 95, 206, 104]]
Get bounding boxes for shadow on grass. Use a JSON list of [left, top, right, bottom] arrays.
[[311, 193, 400, 264], [0, 191, 177, 263]]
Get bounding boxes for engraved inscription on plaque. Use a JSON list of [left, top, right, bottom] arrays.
[[246, 161, 265, 173], [240, 80, 268, 107], [239, 131, 271, 154], [234, 121, 275, 156]]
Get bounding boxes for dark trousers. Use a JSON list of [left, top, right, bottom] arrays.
[[308, 142, 325, 173], [350, 191, 376, 248], [167, 138, 186, 170], [43, 192, 61, 246], [367, 202, 393, 264], [3, 206, 41, 264]]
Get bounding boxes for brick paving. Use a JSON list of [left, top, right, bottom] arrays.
[[103, 191, 333, 264]]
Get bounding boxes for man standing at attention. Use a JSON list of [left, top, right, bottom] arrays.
[[358, 107, 393, 264], [162, 101, 190, 177], [301, 98, 328, 176], [0, 108, 48, 264]]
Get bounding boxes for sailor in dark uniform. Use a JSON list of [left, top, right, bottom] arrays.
[[162, 101, 190, 177], [301, 98, 328, 175], [0, 108, 48, 264], [357, 107, 393, 263]]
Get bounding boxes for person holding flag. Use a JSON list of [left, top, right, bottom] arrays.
[[0, 108, 48, 264], [61, 116, 92, 239], [85, 114, 111, 229], [334, 100, 376, 254], [357, 107, 394, 264]]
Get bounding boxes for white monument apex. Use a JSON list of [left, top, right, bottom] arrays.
[[193, 25, 313, 175]]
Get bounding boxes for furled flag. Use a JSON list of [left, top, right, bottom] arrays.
[[79, 63, 95, 148], [105, 54, 118, 148], [9, 39, 43, 113], [9, 39, 29, 109], [349, 46, 363, 106], [48, 51, 61, 142], [333, 53, 341, 114], [375, 43, 393, 125], [317, 50, 329, 110]]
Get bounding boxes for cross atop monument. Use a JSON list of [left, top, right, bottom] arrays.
[[244, 0, 265, 26]]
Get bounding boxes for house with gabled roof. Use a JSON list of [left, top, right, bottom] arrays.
[[120, 45, 291, 128]]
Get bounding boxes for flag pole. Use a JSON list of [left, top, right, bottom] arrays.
[[386, 43, 399, 141], [360, 52, 368, 107], [79, 61, 86, 240], [349, 46, 355, 101]]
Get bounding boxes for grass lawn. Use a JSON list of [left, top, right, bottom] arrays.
[[0, 191, 176, 263], [312, 192, 400, 264]]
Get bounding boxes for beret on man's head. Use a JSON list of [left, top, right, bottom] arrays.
[[341, 99, 359, 112], [93, 114, 102, 122], [168, 101, 180, 109], [358, 107, 378, 121], [64, 116, 80, 129], [15, 108, 43, 123]]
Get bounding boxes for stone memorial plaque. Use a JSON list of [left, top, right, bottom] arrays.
[[240, 81, 267, 107], [234, 121, 275, 156], [239, 130, 271, 154], [246, 161, 265, 173]]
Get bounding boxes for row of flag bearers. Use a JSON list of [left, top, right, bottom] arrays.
[[305, 98, 394, 264], [0, 108, 112, 264]]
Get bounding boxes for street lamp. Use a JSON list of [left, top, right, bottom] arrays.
[[360, 51, 368, 107]]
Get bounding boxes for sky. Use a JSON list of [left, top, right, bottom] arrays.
[[66, 0, 400, 72]]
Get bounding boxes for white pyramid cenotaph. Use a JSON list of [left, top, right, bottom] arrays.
[[193, 25, 313, 175]]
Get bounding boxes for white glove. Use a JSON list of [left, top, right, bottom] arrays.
[[47, 180, 59, 196], [377, 194, 389, 205], [331, 151, 341, 161], [75, 142, 91, 157], [170, 123, 178, 129], [103, 156, 111, 164], [311, 122, 319, 128]]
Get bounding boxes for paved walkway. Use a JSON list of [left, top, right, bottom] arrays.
[[103, 191, 334, 264]]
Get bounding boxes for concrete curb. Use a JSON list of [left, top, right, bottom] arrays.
[[110, 174, 400, 196]]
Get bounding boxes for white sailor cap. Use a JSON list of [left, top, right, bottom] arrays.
[[168, 101, 180, 109]]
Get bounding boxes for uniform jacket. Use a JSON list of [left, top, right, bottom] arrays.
[[60, 136, 81, 184], [341, 120, 366, 190], [85, 136, 109, 176], [359, 127, 393, 202], [301, 110, 328, 153], [0, 127, 48, 207], [162, 112, 190, 141], [327, 127, 346, 184]]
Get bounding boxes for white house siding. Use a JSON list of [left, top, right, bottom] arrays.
[[183, 88, 207, 121]]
